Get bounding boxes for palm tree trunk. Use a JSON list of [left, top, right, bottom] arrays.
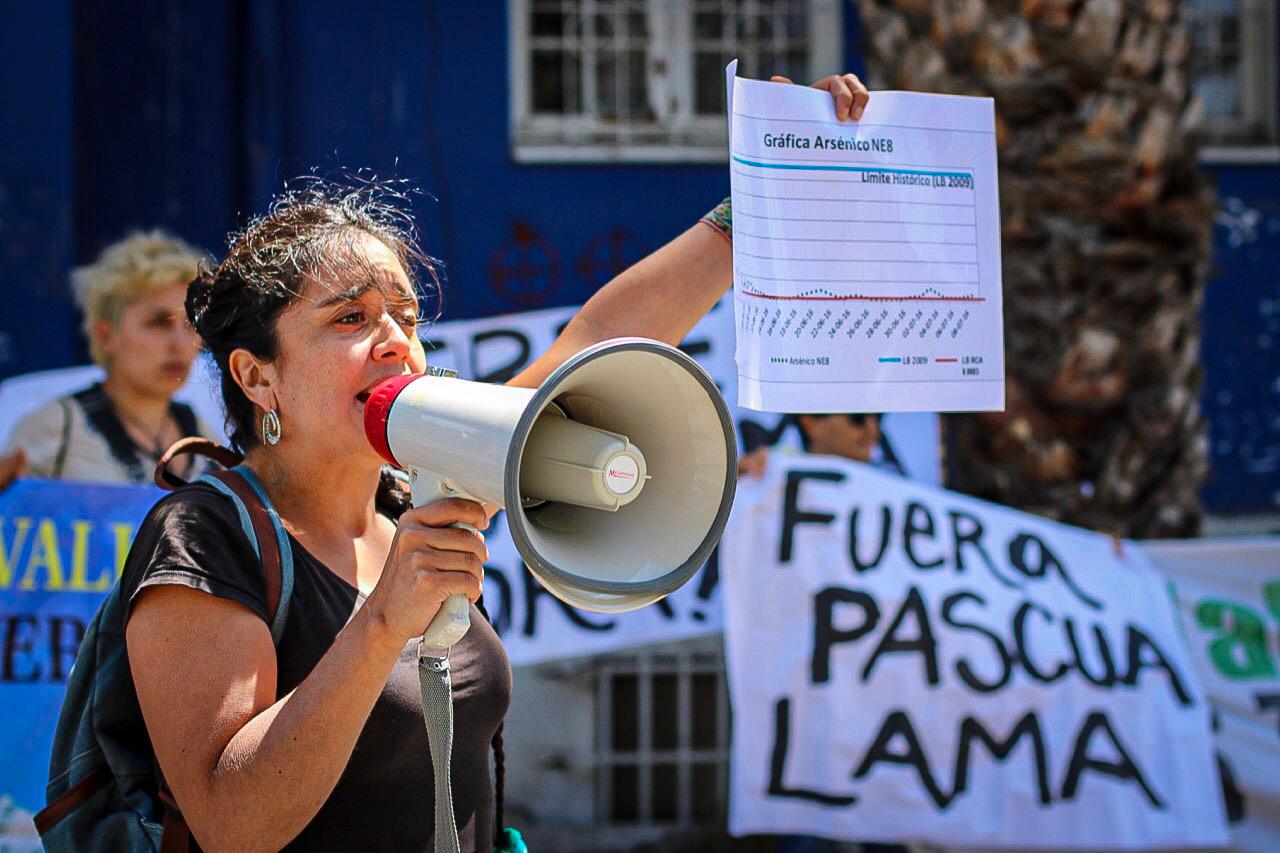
[[855, 0, 1216, 537]]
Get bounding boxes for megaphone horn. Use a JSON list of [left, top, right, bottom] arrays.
[[364, 338, 737, 652]]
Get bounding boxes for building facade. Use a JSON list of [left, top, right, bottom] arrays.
[[1, 1, 1277, 847]]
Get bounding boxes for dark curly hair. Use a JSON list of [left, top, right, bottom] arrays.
[[186, 175, 440, 514]]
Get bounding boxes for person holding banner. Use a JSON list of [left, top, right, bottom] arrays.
[[0, 231, 217, 489], [115, 77, 870, 851], [738, 413, 905, 479]]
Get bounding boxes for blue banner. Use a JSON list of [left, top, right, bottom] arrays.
[[0, 479, 161, 821]]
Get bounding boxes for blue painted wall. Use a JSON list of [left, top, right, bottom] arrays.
[[72, 1, 243, 264], [242, 1, 730, 320], [0, 2, 1275, 513], [0, 3, 75, 377], [1200, 166, 1280, 513]]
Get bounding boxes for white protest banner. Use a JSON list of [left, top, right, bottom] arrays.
[[726, 64, 1005, 413], [478, 509, 722, 665], [721, 455, 1227, 849], [1146, 537, 1280, 853], [0, 299, 943, 483], [0, 300, 943, 668], [424, 299, 942, 486], [424, 300, 940, 664]]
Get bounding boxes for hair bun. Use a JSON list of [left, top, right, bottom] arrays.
[[184, 266, 219, 339]]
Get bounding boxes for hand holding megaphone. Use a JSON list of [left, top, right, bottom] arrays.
[[363, 338, 737, 658], [364, 497, 489, 652]]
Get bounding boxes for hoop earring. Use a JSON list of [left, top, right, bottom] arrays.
[[262, 409, 282, 445]]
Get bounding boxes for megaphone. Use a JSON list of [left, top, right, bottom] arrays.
[[364, 337, 737, 653]]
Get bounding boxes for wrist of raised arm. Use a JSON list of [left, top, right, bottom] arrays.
[[699, 196, 732, 244]]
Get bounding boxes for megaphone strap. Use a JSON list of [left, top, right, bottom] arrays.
[[419, 656, 460, 853]]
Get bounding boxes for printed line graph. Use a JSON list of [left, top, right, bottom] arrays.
[[725, 84, 1004, 412], [739, 282, 986, 304], [731, 148, 990, 346], [732, 153, 986, 306]]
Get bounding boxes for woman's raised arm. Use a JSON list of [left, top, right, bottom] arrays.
[[509, 73, 869, 389], [509, 221, 731, 388]]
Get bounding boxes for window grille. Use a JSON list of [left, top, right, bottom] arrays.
[[510, 0, 841, 162], [593, 639, 730, 825], [1186, 0, 1279, 149]]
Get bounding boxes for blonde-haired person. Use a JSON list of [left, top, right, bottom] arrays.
[[0, 230, 219, 488]]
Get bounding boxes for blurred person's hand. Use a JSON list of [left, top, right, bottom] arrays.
[[770, 73, 869, 122], [0, 450, 26, 491], [737, 447, 769, 479]]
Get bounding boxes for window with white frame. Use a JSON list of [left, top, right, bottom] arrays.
[[510, 0, 842, 162], [593, 639, 729, 825], [1186, 0, 1279, 152]]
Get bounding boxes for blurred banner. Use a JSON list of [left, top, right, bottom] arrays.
[[480, 508, 721, 663], [1146, 538, 1280, 853], [0, 362, 224, 453], [429, 301, 936, 663], [421, 299, 943, 485], [0, 299, 944, 483], [0, 301, 942, 843], [721, 456, 1229, 849], [0, 479, 161, 843]]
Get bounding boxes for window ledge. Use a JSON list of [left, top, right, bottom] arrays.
[[512, 142, 728, 165], [1199, 145, 1280, 165]]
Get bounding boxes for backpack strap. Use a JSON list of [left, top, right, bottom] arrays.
[[154, 437, 242, 490], [195, 467, 293, 645], [32, 764, 112, 835], [230, 465, 295, 643], [154, 438, 293, 645]]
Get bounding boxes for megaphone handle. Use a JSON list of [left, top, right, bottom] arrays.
[[417, 519, 478, 656]]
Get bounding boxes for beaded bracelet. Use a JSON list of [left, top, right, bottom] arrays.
[[699, 196, 732, 243]]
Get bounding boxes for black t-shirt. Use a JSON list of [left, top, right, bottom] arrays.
[[121, 485, 512, 852]]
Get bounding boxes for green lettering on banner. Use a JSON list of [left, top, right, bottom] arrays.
[[1265, 580, 1280, 623], [1195, 599, 1276, 680]]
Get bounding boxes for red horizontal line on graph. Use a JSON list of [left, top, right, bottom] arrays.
[[741, 292, 986, 303], [936, 358, 959, 362]]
